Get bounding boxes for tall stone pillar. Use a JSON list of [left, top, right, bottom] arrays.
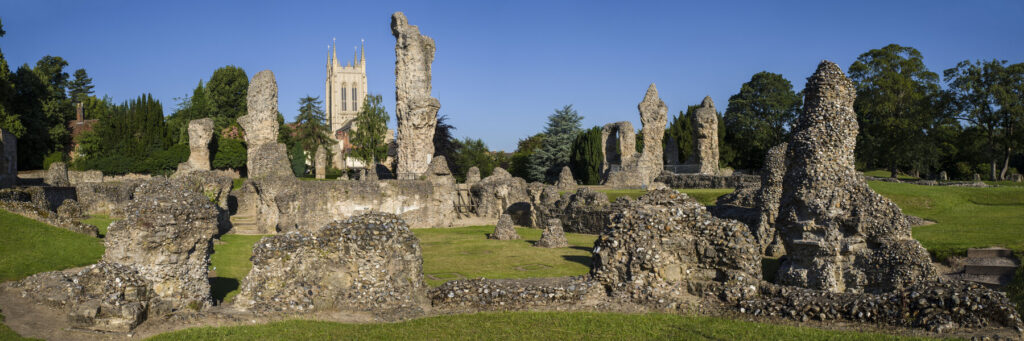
[[178, 118, 214, 173], [315, 145, 327, 179], [636, 84, 667, 184], [391, 12, 440, 179], [238, 70, 293, 178], [692, 96, 719, 175]]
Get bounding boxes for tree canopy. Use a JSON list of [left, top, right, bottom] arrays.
[[527, 105, 582, 182], [349, 94, 390, 166], [723, 71, 801, 170]]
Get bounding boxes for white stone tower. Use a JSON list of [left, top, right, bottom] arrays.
[[325, 39, 368, 149]]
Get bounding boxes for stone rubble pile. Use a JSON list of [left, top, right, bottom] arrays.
[[235, 212, 427, 314], [534, 218, 569, 248], [44, 161, 70, 187], [488, 213, 520, 240], [555, 166, 576, 190]]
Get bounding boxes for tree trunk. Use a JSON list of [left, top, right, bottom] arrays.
[[990, 159, 998, 181], [889, 163, 898, 179]]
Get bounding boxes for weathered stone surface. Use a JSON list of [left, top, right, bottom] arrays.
[[555, 166, 575, 190], [535, 218, 568, 248], [488, 214, 520, 240], [775, 61, 935, 294], [235, 212, 427, 314], [603, 85, 667, 187], [315, 145, 327, 179], [177, 118, 214, 173], [591, 189, 761, 307], [238, 70, 292, 178], [753, 143, 788, 257], [8, 262, 154, 332], [174, 170, 235, 234], [465, 166, 481, 184], [600, 121, 636, 176], [392, 12, 440, 179], [740, 281, 1024, 333], [688, 96, 719, 175], [102, 179, 219, 310], [56, 198, 85, 219], [470, 168, 529, 219], [0, 190, 98, 236], [557, 188, 616, 234], [0, 129, 15, 188], [655, 172, 759, 189], [430, 277, 598, 311], [45, 162, 70, 187], [973, 173, 981, 181], [74, 181, 144, 216], [68, 170, 103, 185], [938, 170, 948, 181], [1012, 174, 1023, 182], [424, 156, 456, 227]]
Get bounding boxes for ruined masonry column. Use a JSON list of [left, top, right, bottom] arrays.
[[187, 118, 214, 171], [392, 12, 440, 179], [692, 96, 719, 175], [315, 145, 327, 179], [637, 84, 667, 184]]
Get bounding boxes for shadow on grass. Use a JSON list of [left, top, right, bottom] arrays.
[[209, 277, 239, 304], [569, 245, 592, 252], [562, 255, 592, 268]]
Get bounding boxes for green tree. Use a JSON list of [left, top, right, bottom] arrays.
[[211, 137, 247, 171], [453, 138, 496, 182], [350, 94, 390, 166], [433, 114, 458, 172], [289, 142, 306, 176], [569, 126, 603, 185], [509, 133, 545, 181], [849, 44, 941, 178], [944, 59, 1023, 180], [206, 65, 247, 127], [723, 71, 801, 170], [294, 96, 330, 155], [68, 68, 94, 103], [664, 110, 693, 164], [528, 105, 583, 182], [0, 19, 22, 137]]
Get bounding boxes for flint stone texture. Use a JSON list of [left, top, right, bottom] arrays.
[[753, 143, 787, 257], [591, 190, 761, 306], [535, 218, 569, 248], [56, 198, 86, 219], [655, 172, 759, 189], [430, 277, 599, 311], [555, 166, 576, 190], [392, 12, 440, 179], [315, 145, 327, 179], [0, 129, 15, 188], [775, 61, 935, 294], [45, 162, 71, 187], [235, 212, 427, 314], [470, 167, 529, 219], [68, 170, 103, 185], [600, 121, 637, 176], [238, 70, 292, 178], [177, 118, 214, 173], [9, 262, 154, 332], [0, 190, 98, 236], [74, 181, 144, 217], [489, 214, 520, 240], [102, 179, 219, 310], [604, 85, 667, 187], [465, 166, 481, 184], [688, 97, 719, 175]]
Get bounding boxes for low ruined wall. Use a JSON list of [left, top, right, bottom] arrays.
[[429, 277, 599, 312], [23, 186, 77, 211], [68, 170, 103, 185], [75, 181, 143, 216], [249, 177, 455, 232], [655, 173, 758, 189]]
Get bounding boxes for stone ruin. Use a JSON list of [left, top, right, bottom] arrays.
[[600, 121, 636, 176], [938, 170, 948, 181], [555, 165, 575, 190], [176, 118, 214, 174], [235, 212, 427, 314], [465, 166, 481, 184], [315, 145, 327, 179], [488, 213, 520, 240], [685, 96, 719, 175], [238, 70, 293, 178], [712, 142, 787, 257], [775, 61, 935, 294], [45, 161, 70, 187], [4, 178, 219, 332], [0, 128, 16, 188], [534, 218, 568, 248], [392, 12, 440, 179], [604, 85, 667, 188]]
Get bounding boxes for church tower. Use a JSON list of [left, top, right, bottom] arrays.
[[325, 39, 368, 150]]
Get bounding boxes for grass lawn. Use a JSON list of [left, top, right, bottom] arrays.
[[414, 226, 596, 287], [232, 178, 246, 190], [146, 311, 929, 341], [81, 214, 115, 237], [209, 234, 266, 303], [869, 181, 1024, 260], [862, 169, 920, 180], [0, 209, 104, 282]]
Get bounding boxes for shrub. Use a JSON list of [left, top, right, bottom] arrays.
[[212, 137, 247, 170], [42, 151, 67, 170]]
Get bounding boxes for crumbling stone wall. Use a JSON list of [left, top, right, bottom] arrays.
[[470, 167, 530, 220], [655, 173, 759, 189], [392, 12, 440, 179], [591, 189, 761, 307], [686, 96, 719, 175], [68, 170, 103, 185], [600, 121, 636, 176], [238, 70, 292, 178], [75, 181, 143, 216], [45, 162, 70, 187], [235, 212, 427, 314], [0, 188, 98, 236], [604, 84, 667, 187], [176, 118, 214, 174], [315, 145, 327, 179], [102, 179, 219, 310], [775, 61, 935, 294]]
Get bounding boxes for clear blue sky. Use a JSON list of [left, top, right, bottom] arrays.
[[2, 1, 1022, 151]]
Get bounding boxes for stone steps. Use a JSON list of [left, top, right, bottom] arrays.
[[950, 247, 1019, 288], [968, 247, 1014, 259], [229, 213, 263, 235]]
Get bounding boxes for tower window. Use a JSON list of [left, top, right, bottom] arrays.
[[342, 84, 347, 111], [351, 87, 358, 111]]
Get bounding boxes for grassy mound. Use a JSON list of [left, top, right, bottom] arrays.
[[145, 311, 930, 340], [0, 209, 104, 282]]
